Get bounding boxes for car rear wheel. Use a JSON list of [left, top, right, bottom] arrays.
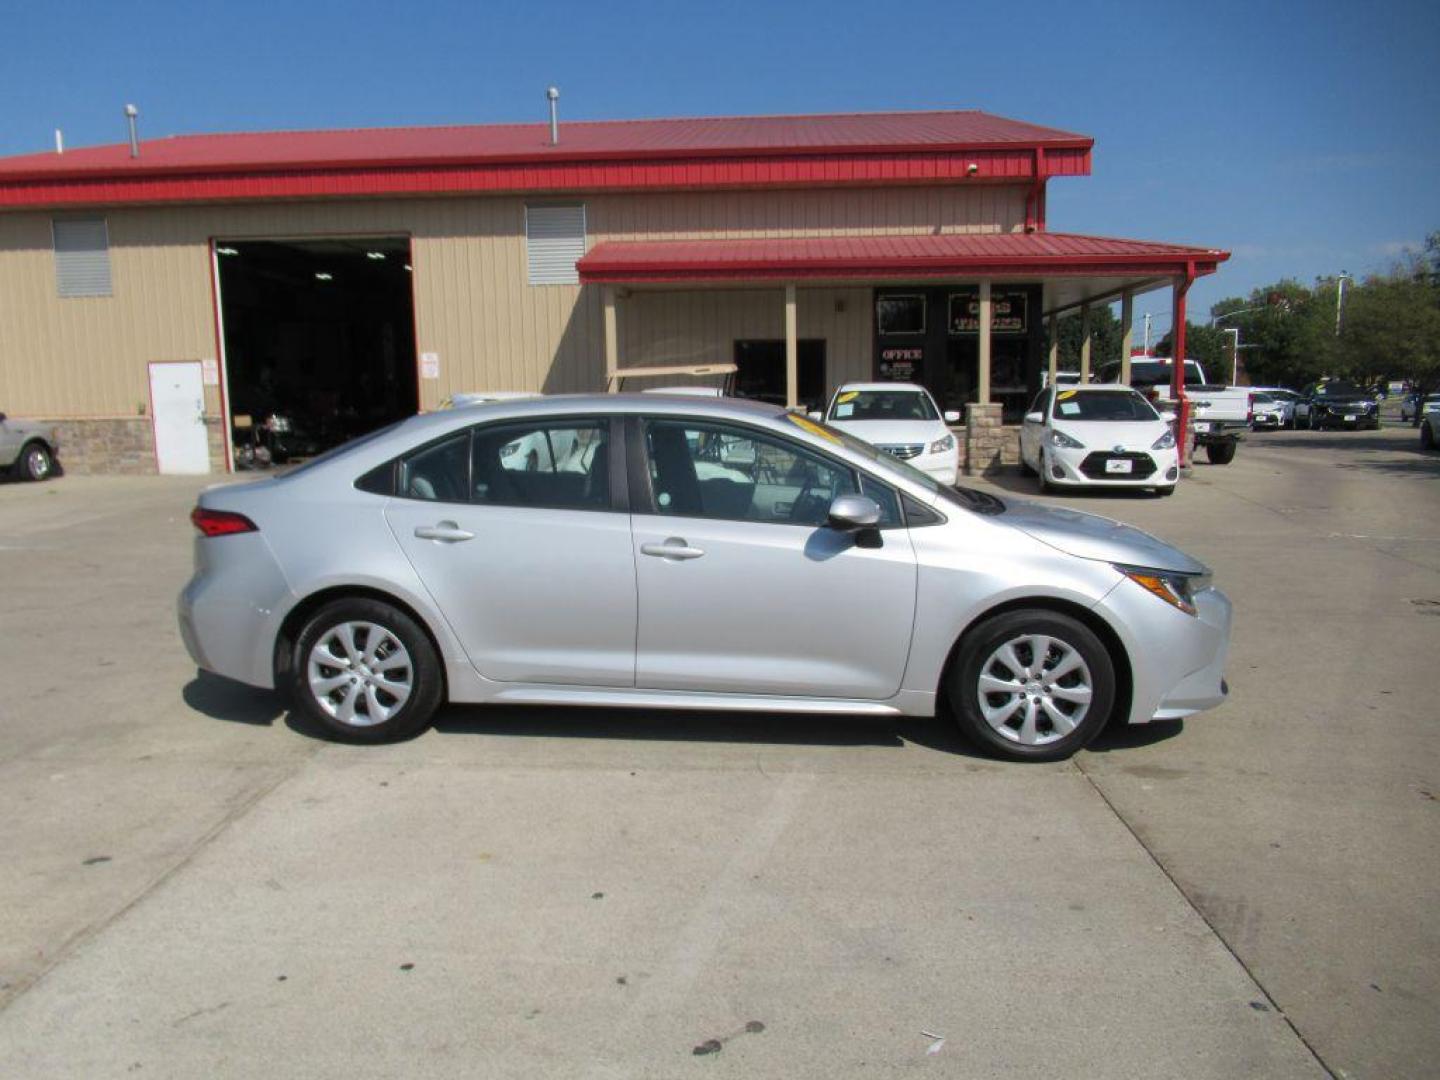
[[290, 598, 443, 743], [1205, 440, 1237, 465], [948, 609, 1115, 762], [1423, 421, 1435, 450], [18, 442, 53, 481]]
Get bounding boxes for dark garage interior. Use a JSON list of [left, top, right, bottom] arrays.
[[217, 236, 418, 464]]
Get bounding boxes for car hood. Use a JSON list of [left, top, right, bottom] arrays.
[[995, 496, 1208, 574], [827, 419, 949, 446], [1050, 418, 1167, 451]]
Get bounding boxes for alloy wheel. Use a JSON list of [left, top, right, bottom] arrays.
[[976, 634, 1093, 746], [306, 620, 414, 727]]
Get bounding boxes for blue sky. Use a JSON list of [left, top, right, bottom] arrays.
[[5, 0, 1437, 330]]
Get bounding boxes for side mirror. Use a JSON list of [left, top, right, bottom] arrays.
[[1024, 411, 1044, 424], [826, 493, 880, 531], [806, 410, 822, 421], [1159, 410, 1177, 423], [942, 410, 961, 424]]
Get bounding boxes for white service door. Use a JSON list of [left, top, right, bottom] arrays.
[[148, 362, 210, 474]]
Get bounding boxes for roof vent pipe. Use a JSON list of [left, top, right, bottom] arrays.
[[546, 86, 560, 145], [124, 103, 139, 158], [55, 129, 64, 154]]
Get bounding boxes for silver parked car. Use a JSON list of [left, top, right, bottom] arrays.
[[179, 396, 1230, 762], [0, 410, 61, 481]]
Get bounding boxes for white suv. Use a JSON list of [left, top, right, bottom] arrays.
[[818, 382, 960, 485]]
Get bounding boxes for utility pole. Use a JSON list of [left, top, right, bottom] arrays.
[[1334, 271, 1351, 336], [1142, 312, 1152, 352]]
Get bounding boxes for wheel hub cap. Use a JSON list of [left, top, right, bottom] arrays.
[[976, 633, 1093, 746], [307, 620, 414, 728]]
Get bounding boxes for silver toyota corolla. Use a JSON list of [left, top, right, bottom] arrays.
[[179, 395, 1230, 761]]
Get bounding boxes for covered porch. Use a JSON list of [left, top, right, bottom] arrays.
[[577, 232, 1229, 473]]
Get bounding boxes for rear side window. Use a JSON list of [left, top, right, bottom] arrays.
[[471, 420, 611, 510], [398, 432, 470, 503]]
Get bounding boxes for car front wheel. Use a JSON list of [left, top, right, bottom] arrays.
[[290, 598, 444, 743], [949, 609, 1116, 762], [18, 442, 54, 481]]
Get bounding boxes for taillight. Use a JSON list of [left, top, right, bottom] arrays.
[[191, 506, 258, 537]]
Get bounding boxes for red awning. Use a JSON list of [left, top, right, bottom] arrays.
[[577, 232, 1228, 285]]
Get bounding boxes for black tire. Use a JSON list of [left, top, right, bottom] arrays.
[[1422, 422, 1435, 451], [1038, 452, 1055, 493], [17, 441, 54, 482], [1019, 456, 1037, 478], [289, 597, 444, 743], [948, 609, 1116, 762], [1205, 440, 1237, 465]]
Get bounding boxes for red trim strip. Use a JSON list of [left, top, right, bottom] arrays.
[[0, 147, 1091, 209], [580, 256, 1224, 285]]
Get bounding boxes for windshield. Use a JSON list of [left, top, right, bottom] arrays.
[[784, 413, 1001, 515], [1251, 392, 1276, 403], [1052, 390, 1159, 422], [828, 389, 938, 422], [1315, 382, 1364, 397]]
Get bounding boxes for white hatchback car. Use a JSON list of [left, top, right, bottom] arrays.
[[819, 383, 961, 485], [1020, 384, 1180, 496]]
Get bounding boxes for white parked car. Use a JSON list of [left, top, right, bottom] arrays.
[[1248, 386, 1302, 428], [1020, 384, 1180, 496], [818, 383, 960, 486], [1248, 391, 1286, 430]]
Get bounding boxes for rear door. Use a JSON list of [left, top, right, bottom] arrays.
[[629, 416, 917, 699], [385, 416, 637, 686]]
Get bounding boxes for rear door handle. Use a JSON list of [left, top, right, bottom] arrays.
[[640, 539, 705, 561], [414, 521, 475, 543]]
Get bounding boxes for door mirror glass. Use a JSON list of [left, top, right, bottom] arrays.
[[942, 410, 961, 424], [1024, 411, 1044, 424], [827, 493, 880, 531]]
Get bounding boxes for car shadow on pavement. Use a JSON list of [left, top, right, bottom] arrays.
[[1084, 718, 1185, 753], [426, 701, 990, 757], [183, 671, 288, 726]]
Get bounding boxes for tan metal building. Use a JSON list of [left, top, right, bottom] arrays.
[[0, 110, 1226, 475]]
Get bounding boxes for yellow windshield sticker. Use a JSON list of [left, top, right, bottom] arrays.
[[786, 413, 841, 443], [1056, 390, 1078, 400], [836, 391, 860, 404]]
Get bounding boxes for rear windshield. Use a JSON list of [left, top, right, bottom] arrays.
[[1052, 390, 1159, 422], [828, 390, 938, 422]]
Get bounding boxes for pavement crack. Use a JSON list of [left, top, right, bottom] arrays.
[[1072, 756, 1338, 1079]]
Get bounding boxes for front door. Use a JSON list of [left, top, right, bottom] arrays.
[[630, 416, 917, 699], [148, 361, 210, 474], [384, 416, 637, 686]]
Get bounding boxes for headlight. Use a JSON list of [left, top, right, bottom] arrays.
[[1049, 429, 1085, 450], [928, 433, 955, 454], [1151, 428, 1176, 450], [1116, 564, 1211, 617]]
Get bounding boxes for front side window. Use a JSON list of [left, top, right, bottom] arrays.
[[643, 419, 898, 527], [472, 419, 610, 509]]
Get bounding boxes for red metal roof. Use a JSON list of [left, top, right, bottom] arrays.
[[0, 110, 1091, 209], [577, 232, 1230, 284]]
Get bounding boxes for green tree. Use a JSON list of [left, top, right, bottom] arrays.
[[1153, 322, 1229, 375], [1337, 263, 1440, 398], [1201, 280, 1337, 389], [1053, 306, 1121, 372]]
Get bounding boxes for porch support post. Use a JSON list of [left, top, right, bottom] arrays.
[[602, 286, 618, 393], [784, 284, 798, 409], [964, 280, 1004, 477], [1079, 303, 1092, 382], [1119, 289, 1135, 386], [1047, 314, 1058, 386], [1172, 267, 1195, 467], [977, 280, 992, 403]]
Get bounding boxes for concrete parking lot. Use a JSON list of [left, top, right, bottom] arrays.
[[1, 425, 1436, 1078]]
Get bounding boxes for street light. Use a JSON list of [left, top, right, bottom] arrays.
[[1335, 271, 1352, 336]]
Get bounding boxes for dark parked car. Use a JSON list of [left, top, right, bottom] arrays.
[[1298, 383, 1380, 431]]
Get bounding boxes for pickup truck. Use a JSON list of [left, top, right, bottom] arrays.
[[1096, 357, 1250, 464]]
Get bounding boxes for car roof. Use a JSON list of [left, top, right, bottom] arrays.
[[833, 382, 929, 393], [1051, 382, 1139, 393]]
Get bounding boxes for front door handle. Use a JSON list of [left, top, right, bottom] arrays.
[[640, 538, 705, 561], [414, 521, 475, 543]]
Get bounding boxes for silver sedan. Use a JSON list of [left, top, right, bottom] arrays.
[[179, 395, 1230, 762]]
